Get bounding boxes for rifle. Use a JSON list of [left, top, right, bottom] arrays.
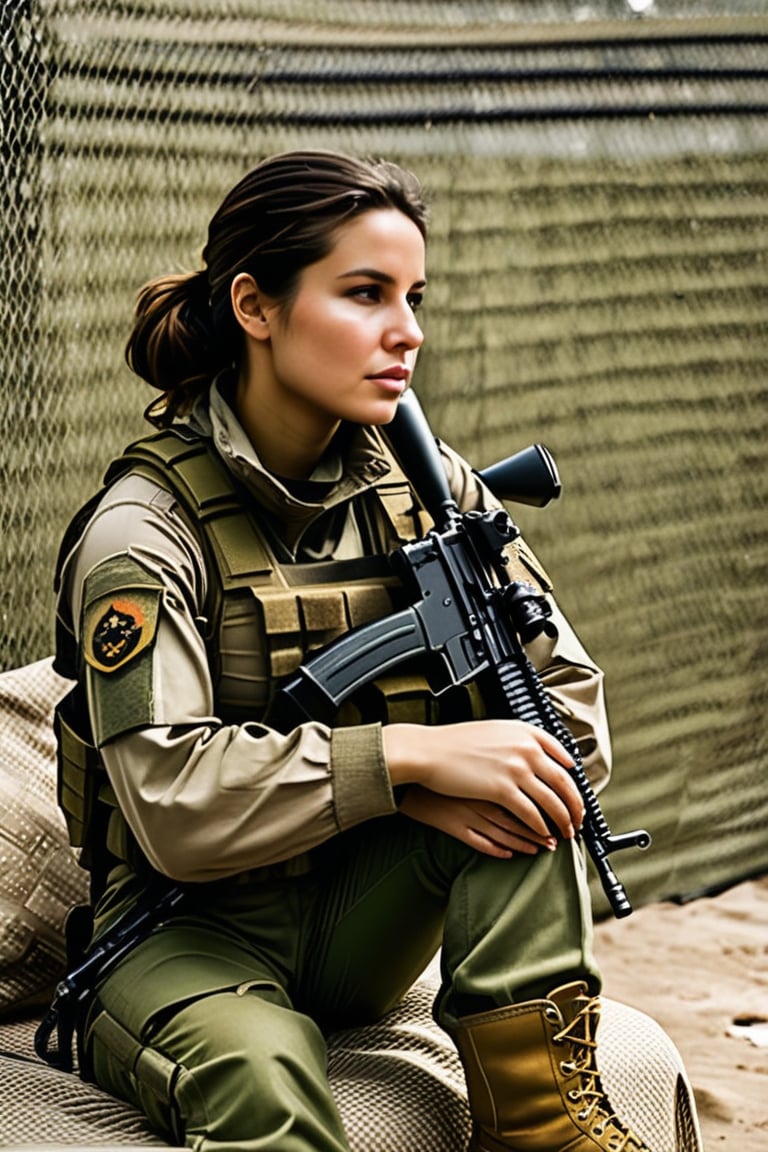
[[34, 884, 186, 1072], [270, 390, 650, 917]]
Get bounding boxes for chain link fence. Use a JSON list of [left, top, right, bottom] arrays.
[[2, 0, 767, 905]]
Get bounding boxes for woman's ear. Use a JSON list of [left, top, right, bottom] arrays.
[[231, 273, 273, 341]]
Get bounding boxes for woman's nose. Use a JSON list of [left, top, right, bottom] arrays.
[[385, 302, 424, 350]]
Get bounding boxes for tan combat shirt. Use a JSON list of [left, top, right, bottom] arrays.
[[57, 380, 612, 884]]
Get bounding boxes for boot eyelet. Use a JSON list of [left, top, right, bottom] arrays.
[[545, 1006, 559, 1023], [578, 1109, 590, 1121], [567, 1089, 581, 1102], [560, 1060, 576, 1074]]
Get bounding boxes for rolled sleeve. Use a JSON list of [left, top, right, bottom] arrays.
[[330, 723, 396, 830]]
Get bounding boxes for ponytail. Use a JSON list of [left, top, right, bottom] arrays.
[[125, 269, 220, 426]]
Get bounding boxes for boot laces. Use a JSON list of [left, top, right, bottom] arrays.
[[552, 995, 650, 1152]]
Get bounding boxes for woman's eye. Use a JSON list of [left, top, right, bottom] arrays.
[[346, 285, 424, 312], [348, 285, 381, 302]]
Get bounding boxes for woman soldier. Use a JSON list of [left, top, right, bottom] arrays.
[[53, 150, 650, 1151]]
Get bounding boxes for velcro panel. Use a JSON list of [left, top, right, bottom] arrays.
[[345, 584, 394, 628], [300, 589, 349, 634], [253, 589, 305, 680], [171, 448, 236, 511], [206, 511, 274, 584], [259, 592, 302, 635]]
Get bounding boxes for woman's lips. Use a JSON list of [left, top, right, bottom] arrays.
[[367, 366, 410, 388]]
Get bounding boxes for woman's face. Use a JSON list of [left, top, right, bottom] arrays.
[[238, 207, 426, 455]]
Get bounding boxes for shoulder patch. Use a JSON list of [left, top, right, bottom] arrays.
[[84, 588, 161, 674]]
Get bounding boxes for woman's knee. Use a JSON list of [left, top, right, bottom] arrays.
[[155, 987, 350, 1150]]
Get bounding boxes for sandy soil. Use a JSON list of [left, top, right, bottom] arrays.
[[594, 875, 768, 1150]]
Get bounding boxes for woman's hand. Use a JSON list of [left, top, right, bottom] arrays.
[[383, 719, 583, 845], [398, 786, 559, 858]]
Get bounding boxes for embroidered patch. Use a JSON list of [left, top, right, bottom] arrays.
[[84, 590, 160, 674]]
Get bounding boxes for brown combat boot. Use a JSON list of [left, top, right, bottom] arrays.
[[452, 982, 651, 1151]]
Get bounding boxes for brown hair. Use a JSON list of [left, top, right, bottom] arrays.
[[125, 150, 428, 426]]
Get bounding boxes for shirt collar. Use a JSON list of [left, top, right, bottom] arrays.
[[183, 375, 392, 530]]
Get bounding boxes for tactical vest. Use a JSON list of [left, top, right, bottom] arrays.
[[55, 427, 486, 892]]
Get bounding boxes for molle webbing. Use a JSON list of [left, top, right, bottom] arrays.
[[106, 429, 434, 722]]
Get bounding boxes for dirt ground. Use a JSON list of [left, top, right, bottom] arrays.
[[594, 875, 768, 1150]]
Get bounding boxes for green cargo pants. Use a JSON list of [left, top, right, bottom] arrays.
[[84, 814, 598, 1151]]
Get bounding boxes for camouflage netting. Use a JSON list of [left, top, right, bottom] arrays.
[[1, 0, 766, 910]]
